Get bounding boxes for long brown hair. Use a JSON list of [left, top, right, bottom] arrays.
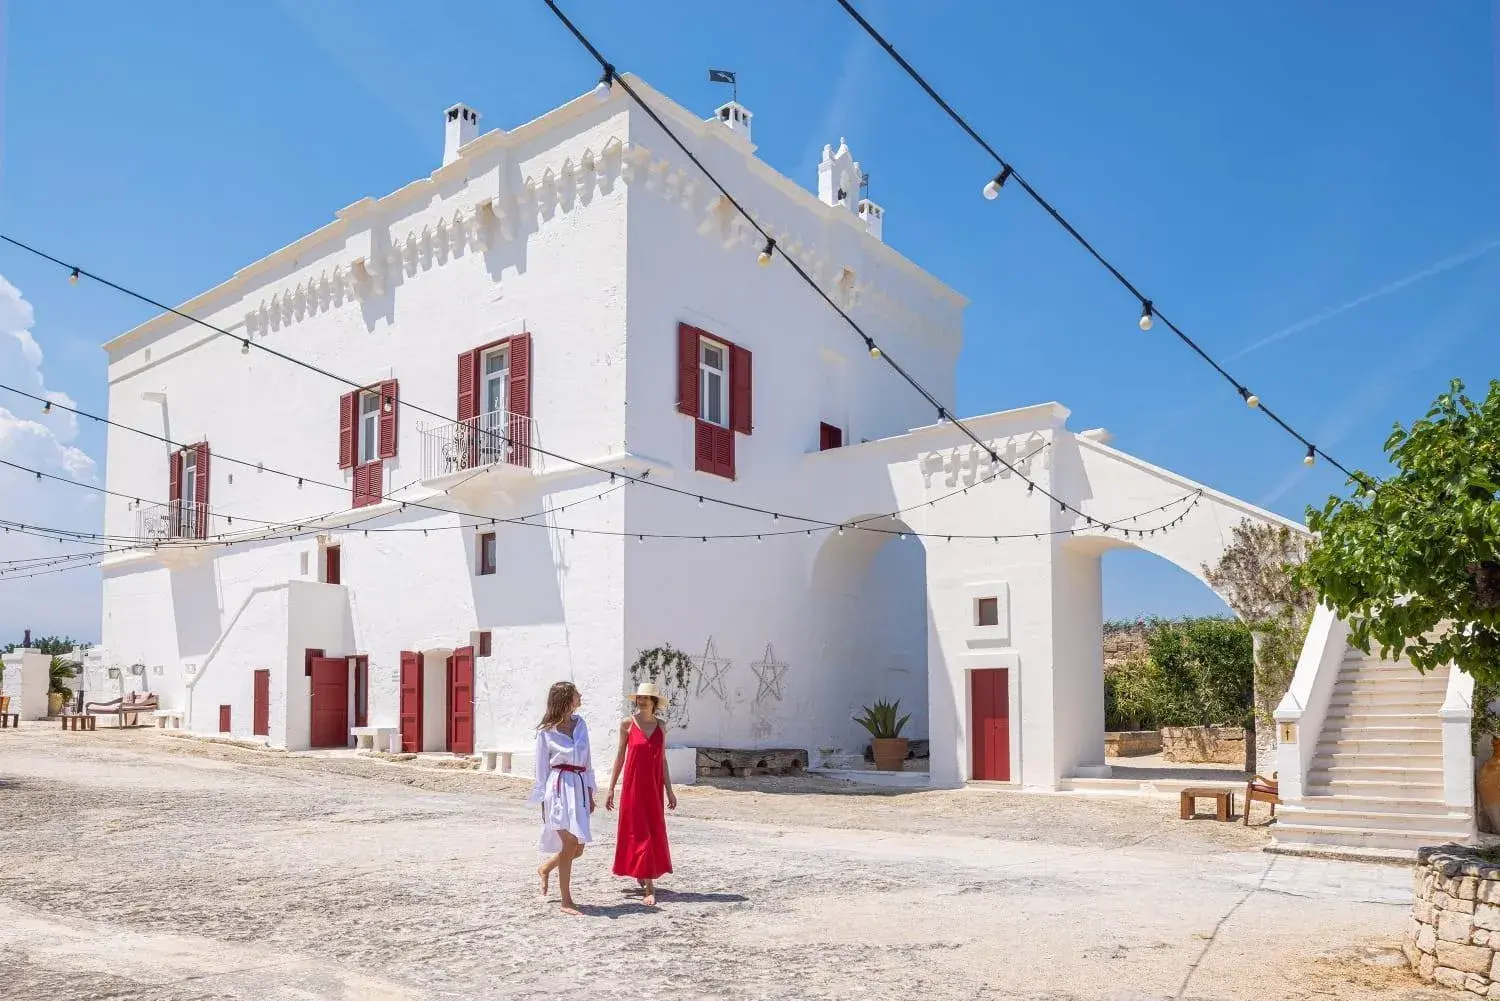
[[537, 681, 579, 730]]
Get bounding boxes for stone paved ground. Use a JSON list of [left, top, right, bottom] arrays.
[[0, 724, 1461, 1000]]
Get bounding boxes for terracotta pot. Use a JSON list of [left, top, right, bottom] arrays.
[[871, 737, 909, 772], [46, 692, 65, 717], [1478, 738, 1500, 834]]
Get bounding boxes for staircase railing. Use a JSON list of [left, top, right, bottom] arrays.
[[1273, 604, 1350, 802]]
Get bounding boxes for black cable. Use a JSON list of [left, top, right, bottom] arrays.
[[831, 0, 1369, 488]]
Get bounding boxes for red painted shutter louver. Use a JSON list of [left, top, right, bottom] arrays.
[[169, 449, 183, 503], [218, 705, 231, 733], [677, 323, 699, 417], [252, 669, 270, 736], [338, 392, 357, 469], [820, 422, 843, 451], [377, 380, 398, 459], [193, 441, 211, 539], [694, 419, 715, 474], [399, 651, 422, 753], [457, 349, 479, 424], [716, 424, 735, 479], [507, 333, 532, 467], [447, 646, 475, 755], [730, 344, 752, 435], [353, 461, 383, 508]]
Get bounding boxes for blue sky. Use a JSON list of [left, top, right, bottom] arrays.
[[1, 1, 1497, 641]]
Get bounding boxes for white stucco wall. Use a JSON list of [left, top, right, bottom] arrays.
[[0, 650, 51, 719]]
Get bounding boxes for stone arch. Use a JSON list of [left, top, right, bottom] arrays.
[[805, 515, 928, 765]]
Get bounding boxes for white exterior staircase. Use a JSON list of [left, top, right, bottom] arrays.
[[1273, 607, 1476, 856]]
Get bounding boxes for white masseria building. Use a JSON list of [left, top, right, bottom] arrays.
[[97, 76, 1472, 847]]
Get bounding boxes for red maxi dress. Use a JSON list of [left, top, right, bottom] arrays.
[[612, 721, 673, 880]]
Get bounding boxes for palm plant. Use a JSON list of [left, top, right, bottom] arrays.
[[853, 699, 910, 740], [49, 658, 79, 700]]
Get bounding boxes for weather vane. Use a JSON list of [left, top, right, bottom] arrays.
[[708, 68, 738, 105]]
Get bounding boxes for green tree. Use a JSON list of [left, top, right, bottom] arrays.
[[1298, 379, 1500, 688]]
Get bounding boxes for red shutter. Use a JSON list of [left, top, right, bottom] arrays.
[[820, 422, 843, 451], [677, 323, 699, 417], [193, 441, 211, 539], [716, 424, 735, 479], [218, 704, 231, 733], [377, 380, 398, 459], [730, 344, 752, 435], [508, 333, 532, 468], [694, 419, 715, 474], [400, 651, 422, 753], [353, 656, 368, 728], [478, 631, 492, 657], [338, 392, 357, 469], [448, 646, 475, 755], [457, 349, 479, 424], [169, 449, 183, 503], [353, 461, 383, 508]]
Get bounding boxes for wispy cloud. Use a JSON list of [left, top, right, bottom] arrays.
[[1231, 235, 1500, 361]]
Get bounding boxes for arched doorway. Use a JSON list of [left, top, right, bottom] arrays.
[[806, 516, 928, 767]]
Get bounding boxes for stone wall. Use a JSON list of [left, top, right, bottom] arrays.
[[1105, 730, 1162, 757], [1160, 725, 1248, 765], [1404, 845, 1500, 994]]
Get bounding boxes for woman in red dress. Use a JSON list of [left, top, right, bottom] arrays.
[[605, 682, 676, 906]]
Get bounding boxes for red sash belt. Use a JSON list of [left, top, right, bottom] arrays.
[[552, 763, 587, 795]]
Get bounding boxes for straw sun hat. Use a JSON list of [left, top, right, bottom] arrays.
[[631, 682, 663, 701]]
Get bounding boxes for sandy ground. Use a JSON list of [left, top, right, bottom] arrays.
[[0, 724, 1458, 1001]]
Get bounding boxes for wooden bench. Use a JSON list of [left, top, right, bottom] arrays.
[[351, 726, 399, 752], [1180, 787, 1235, 822], [59, 714, 96, 732], [0, 713, 18, 729], [152, 710, 184, 729]]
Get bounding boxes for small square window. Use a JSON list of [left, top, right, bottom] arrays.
[[976, 597, 999, 627], [478, 532, 497, 576]]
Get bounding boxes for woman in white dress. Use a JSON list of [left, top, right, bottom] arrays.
[[529, 681, 596, 915]]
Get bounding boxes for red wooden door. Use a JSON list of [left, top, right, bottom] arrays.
[[970, 669, 1011, 781], [252, 669, 270, 736], [309, 657, 349, 749], [218, 704, 231, 733], [400, 651, 422, 753], [324, 546, 341, 585], [447, 646, 475, 755]]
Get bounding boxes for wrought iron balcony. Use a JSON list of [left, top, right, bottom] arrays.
[[418, 410, 539, 483], [135, 500, 211, 541]]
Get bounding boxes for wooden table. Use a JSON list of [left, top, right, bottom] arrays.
[[59, 714, 97, 732], [0, 713, 18, 729], [1179, 787, 1234, 822]]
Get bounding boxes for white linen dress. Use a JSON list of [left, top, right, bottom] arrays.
[[527, 714, 597, 853]]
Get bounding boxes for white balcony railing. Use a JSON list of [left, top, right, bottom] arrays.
[[417, 409, 538, 482], [136, 500, 210, 541]]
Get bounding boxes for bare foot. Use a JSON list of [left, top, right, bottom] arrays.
[[559, 900, 582, 916], [537, 865, 551, 899], [642, 892, 656, 907]]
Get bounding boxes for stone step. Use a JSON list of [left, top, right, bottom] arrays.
[[1304, 779, 1447, 800], [1269, 823, 1457, 853], [1313, 735, 1443, 754], [1277, 803, 1472, 834], [1308, 766, 1444, 787], [1323, 711, 1443, 727], [1311, 751, 1443, 768], [1292, 793, 1450, 814], [1325, 691, 1447, 709]]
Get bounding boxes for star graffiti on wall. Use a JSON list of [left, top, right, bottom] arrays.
[[693, 637, 731, 703], [750, 643, 788, 704]]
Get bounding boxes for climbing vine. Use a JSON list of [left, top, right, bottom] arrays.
[[628, 645, 695, 726]]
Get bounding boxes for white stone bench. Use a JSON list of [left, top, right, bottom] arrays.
[[479, 748, 530, 774], [666, 745, 697, 786], [351, 725, 399, 752], [152, 710, 184, 729]]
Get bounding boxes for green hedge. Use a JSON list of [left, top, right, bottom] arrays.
[[1105, 617, 1253, 732]]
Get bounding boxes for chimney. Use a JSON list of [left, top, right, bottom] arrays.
[[711, 101, 753, 144], [858, 199, 884, 242], [443, 103, 481, 166], [817, 139, 860, 214], [22, 628, 30, 648]]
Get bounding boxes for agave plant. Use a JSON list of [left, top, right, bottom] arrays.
[[853, 699, 910, 740]]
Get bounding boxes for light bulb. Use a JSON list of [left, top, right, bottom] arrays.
[[838, 525, 845, 536], [1303, 446, 1316, 467], [41, 401, 52, 415], [241, 340, 250, 355], [1241, 387, 1259, 408], [869, 344, 882, 359], [68, 268, 80, 285], [757, 239, 774, 267], [593, 79, 611, 103], [1138, 300, 1154, 332], [981, 165, 1011, 201]]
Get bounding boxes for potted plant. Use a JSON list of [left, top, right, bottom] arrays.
[[48, 658, 77, 717], [854, 700, 911, 771]]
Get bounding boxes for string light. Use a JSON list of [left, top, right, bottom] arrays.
[[1303, 445, 1316, 467], [868, 343, 882, 359], [68, 267, 79, 285], [1240, 387, 1259, 408], [41, 401, 52, 415], [1138, 301, 1154, 332], [757, 238, 774, 267], [981, 165, 1012, 200], [241, 339, 250, 355], [592, 64, 614, 102]]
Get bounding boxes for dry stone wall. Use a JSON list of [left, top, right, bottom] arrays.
[[1405, 845, 1500, 995]]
